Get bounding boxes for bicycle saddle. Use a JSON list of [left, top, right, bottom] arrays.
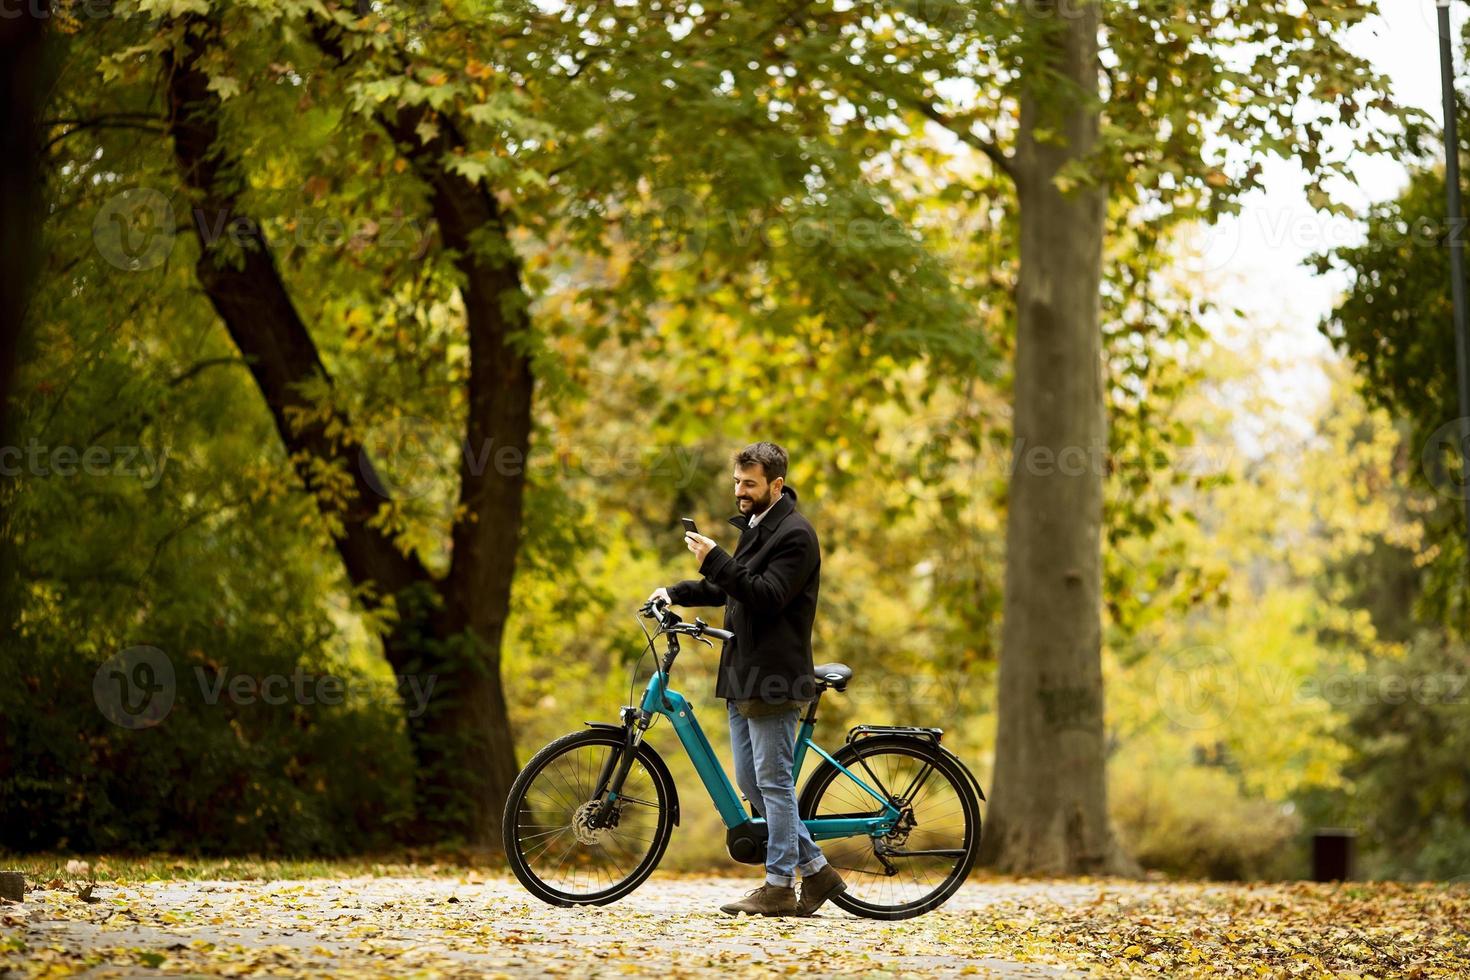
[[814, 663, 853, 692]]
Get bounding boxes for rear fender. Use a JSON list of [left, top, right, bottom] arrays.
[[845, 727, 986, 802], [814, 733, 986, 805]]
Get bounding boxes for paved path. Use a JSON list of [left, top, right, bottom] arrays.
[[5, 873, 1103, 977], [7, 870, 1464, 976]]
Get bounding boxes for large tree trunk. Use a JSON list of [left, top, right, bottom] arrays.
[[310, 16, 535, 845], [0, 2, 53, 645], [369, 83, 534, 850], [165, 14, 527, 848], [0, 4, 50, 445], [432, 180, 532, 844], [978, 1, 1134, 875]]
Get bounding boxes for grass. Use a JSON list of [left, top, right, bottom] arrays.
[[0, 852, 786, 886], [0, 851, 511, 885]]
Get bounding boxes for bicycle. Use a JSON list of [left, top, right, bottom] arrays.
[[502, 597, 986, 919]]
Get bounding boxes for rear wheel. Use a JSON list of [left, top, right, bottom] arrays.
[[798, 736, 981, 919], [502, 729, 675, 906]]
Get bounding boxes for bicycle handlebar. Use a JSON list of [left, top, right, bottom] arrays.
[[639, 597, 733, 643]]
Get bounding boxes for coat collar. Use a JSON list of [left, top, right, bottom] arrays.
[[728, 485, 799, 533]]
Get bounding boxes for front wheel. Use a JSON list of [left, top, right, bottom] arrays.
[[502, 729, 675, 907], [798, 735, 982, 919]]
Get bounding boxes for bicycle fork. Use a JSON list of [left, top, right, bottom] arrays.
[[587, 708, 643, 828]]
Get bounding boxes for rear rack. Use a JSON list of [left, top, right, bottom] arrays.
[[846, 724, 944, 745]]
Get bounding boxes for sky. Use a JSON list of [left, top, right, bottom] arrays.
[[1205, 0, 1464, 422]]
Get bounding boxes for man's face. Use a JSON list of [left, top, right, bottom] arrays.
[[734, 464, 783, 517]]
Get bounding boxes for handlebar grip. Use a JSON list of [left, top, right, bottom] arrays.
[[704, 626, 734, 642]]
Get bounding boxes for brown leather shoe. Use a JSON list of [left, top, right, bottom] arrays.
[[719, 882, 798, 916], [795, 864, 846, 916]]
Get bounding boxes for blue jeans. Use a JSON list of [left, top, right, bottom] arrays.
[[726, 699, 829, 887]]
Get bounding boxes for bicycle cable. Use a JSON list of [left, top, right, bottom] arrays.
[[630, 612, 663, 731]]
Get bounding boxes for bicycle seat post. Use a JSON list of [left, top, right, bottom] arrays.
[[801, 691, 820, 728]]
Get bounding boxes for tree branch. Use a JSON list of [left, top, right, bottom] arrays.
[[163, 13, 434, 624], [912, 101, 1016, 182], [42, 113, 167, 151], [309, 8, 534, 640]]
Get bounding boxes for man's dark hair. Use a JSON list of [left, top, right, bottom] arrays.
[[734, 442, 788, 482]]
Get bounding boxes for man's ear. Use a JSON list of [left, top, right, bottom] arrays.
[[771, 476, 784, 495]]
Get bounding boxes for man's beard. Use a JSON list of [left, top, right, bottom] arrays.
[[740, 488, 775, 515]]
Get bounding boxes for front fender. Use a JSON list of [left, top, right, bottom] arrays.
[[583, 722, 681, 826]]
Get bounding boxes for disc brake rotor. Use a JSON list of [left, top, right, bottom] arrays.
[[571, 799, 621, 845]]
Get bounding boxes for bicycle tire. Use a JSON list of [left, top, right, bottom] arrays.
[[503, 729, 675, 907], [798, 734, 982, 919]]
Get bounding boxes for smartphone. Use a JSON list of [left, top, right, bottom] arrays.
[[681, 517, 698, 534]]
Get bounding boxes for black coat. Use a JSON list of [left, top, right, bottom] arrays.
[[667, 486, 821, 703]]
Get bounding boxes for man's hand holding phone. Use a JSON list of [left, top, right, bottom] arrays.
[[684, 536, 716, 563], [678, 516, 716, 563]]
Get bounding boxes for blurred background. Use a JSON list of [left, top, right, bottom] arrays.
[[3, 0, 1469, 885]]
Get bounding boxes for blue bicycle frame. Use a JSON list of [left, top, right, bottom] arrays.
[[637, 667, 902, 842]]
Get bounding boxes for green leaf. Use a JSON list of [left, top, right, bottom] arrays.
[[206, 75, 240, 100]]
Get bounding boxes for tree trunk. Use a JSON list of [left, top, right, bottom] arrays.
[[0, 3, 51, 445], [165, 14, 527, 849], [979, 1, 1135, 875], [377, 107, 534, 851], [0, 2, 53, 654], [306, 15, 536, 846]]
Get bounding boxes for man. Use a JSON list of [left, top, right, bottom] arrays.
[[647, 441, 847, 917]]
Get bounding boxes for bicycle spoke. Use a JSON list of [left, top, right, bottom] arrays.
[[511, 736, 669, 901], [898, 762, 938, 809], [616, 794, 660, 808], [518, 827, 569, 842], [520, 827, 570, 863], [806, 742, 977, 915]]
